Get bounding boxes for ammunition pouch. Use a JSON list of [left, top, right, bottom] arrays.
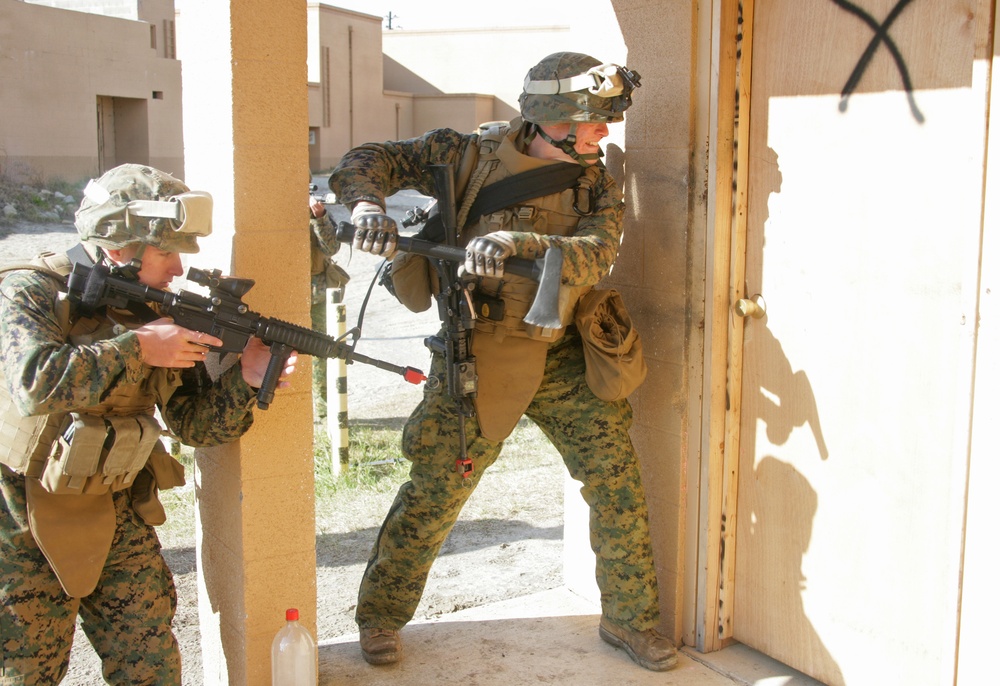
[[39, 412, 163, 496]]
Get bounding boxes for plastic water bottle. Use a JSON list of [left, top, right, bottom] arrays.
[[271, 608, 317, 685]]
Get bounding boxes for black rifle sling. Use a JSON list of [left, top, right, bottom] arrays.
[[416, 162, 584, 243]]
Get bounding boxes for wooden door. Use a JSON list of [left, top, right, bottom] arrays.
[[730, 1, 994, 684]]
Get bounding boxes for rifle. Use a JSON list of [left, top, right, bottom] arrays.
[[425, 164, 478, 479], [65, 262, 426, 410], [334, 221, 563, 328]]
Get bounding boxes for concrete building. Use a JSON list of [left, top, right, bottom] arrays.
[[1, 1, 505, 182], [304, 3, 504, 172], [1, 0, 182, 180]]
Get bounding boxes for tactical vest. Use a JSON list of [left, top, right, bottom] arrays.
[[0, 252, 182, 493], [392, 122, 599, 340], [462, 123, 598, 342], [392, 123, 604, 441]]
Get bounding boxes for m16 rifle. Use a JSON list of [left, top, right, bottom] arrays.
[[65, 262, 426, 409]]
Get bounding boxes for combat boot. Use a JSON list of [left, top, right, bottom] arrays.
[[360, 627, 401, 665], [598, 616, 678, 671]]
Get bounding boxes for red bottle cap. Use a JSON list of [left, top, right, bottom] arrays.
[[286, 608, 299, 621]]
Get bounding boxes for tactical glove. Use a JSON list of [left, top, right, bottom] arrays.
[[465, 232, 516, 278], [351, 201, 398, 259]]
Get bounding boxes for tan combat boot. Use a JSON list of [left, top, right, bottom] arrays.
[[598, 616, 678, 671], [360, 627, 401, 665]]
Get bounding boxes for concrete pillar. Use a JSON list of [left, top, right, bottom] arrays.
[[177, 2, 316, 684]]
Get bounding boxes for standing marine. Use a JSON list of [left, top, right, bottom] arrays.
[[0, 163, 294, 683], [329, 52, 676, 672]]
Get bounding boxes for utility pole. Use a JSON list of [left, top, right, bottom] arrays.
[[384, 11, 401, 30]]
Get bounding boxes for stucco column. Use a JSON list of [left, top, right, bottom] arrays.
[[177, 2, 316, 684]]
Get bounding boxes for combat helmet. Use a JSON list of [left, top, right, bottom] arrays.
[[75, 163, 212, 254], [519, 52, 641, 164]]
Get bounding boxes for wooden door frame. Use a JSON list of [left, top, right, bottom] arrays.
[[691, 0, 1000, 665], [691, 0, 755, 654], [957, 1, 999, 680]]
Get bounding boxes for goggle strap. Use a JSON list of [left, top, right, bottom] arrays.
[[524, 64, 630, 97], [127, 199, 183, 221]]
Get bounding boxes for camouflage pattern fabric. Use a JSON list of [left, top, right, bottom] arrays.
[[328, 126, 626, 288], [356, 330, 660, 632], [310, 212, 341, 267], [0, 264, 260, 682], [1, 467, 180, 684]]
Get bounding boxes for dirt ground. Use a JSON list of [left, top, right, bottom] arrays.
[[0, 192, 566, 684]]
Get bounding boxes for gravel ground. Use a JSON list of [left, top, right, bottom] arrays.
[[2, 188, 565, 684]]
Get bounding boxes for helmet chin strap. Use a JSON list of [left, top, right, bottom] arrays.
[[532, 122, 603, 166], [99, 243, 146, 279]]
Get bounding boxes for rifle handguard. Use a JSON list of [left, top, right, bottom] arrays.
[[335, 223, 543, 281]]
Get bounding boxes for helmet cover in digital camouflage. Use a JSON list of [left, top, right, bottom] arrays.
[[519, 52, 641, 125], [75, 163, 212, 254]]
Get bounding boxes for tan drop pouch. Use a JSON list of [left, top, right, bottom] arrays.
[[25, 478, 115, 598], [575, 289, 648, 401], [471, 333, 549, 442]]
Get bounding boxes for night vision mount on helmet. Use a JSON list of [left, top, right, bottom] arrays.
[[75, 163, 213, 255]]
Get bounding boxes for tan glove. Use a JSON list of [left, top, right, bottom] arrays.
[[351, 201, 398, 259], [465, 231, 517, 278]]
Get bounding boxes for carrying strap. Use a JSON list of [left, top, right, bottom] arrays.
[[463, 162, 584, 228], [416, 162, 585, 243]]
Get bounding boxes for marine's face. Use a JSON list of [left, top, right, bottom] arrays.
[[106, 244, 185, 289], [540, 121, 610, 164]]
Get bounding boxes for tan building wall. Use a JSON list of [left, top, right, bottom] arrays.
[[1, 0, 182, 181], [410, 93, 496, 135], [305, 3, 506, 172], [24, 0, 178, 58]]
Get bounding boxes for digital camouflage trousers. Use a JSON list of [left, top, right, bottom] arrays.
[[356, 330, 661, 632], [0, 467, 180, 685]]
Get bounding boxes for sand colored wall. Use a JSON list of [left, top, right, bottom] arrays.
[[411, 94, 496, 135], [596, 2, 700, 640], [306, 4, 393, 171], [177, 1, 316, 683], [0, 0, 182, 181], [306, 5, 509, 173]]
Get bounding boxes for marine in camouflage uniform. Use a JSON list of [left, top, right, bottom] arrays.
[[0, 164, 285, 684], [329, 53, 676, 672], [307, 195, 345, 420]]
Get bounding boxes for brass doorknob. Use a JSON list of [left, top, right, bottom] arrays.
[[735, 294, 766, 319]]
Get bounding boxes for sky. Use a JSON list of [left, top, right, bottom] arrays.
[[327, 0, 573, 31]]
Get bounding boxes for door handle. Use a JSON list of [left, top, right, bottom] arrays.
[[735, 294, 766, 319]]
